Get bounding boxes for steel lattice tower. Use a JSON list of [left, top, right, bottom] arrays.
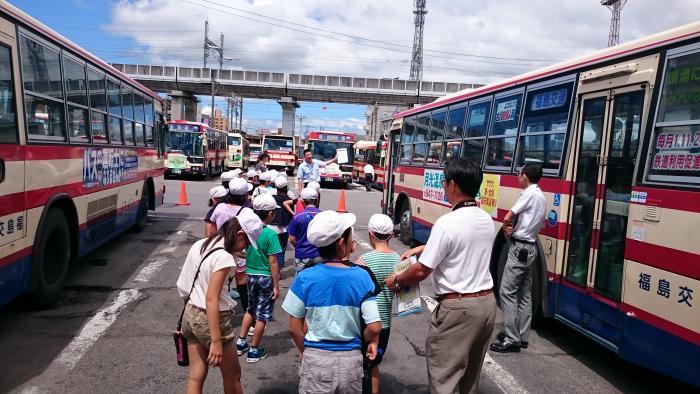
[[602, 0, 628, 47], [409, 0, 427, 82]]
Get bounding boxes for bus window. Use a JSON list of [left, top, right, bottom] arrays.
[[90, 111, 107, 143], [516, 82, 574, 172], [463, 100, 491, 163], [400, 116, 415, 164], [446, 105, 466, 140], [0, 45, 18, 143], [646, 49, 700, 185], [486, 93, 523, 169], [123, 120, 134, 145]]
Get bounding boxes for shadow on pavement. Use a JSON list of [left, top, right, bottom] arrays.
[[0, 213, 189, 391], [534, 319, 696, 393]]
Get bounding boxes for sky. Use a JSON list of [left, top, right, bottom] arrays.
[[9, 0, 700, 134]]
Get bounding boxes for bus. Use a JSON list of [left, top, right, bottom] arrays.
[[382, 22, 700, 386], [262, 134, 296, 175], [0, 3, 167, 306], [226, 132, 248, 170], [165, 120, 226, 178], [353, 140, 388, 190], [307, 130, 356, 187]]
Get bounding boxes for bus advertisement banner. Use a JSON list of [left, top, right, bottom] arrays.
[[83, 147, 139, 189], [423, 169, 447, 204], [479, 174, 500, 218]]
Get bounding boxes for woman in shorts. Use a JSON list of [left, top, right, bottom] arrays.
[[177, 211, 262, 394]]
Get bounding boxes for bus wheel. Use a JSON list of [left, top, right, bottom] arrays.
[[32, 209, 71, 307], [399, 204, 412, 246], [132, 183, 150, 233]]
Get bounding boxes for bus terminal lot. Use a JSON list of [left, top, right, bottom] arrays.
[[0, 178, 694, 393]]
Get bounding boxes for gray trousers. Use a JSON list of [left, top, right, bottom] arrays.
[[499, 240, 537, 345], [426, 294, 496, 394]]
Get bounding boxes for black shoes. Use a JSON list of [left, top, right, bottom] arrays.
[[490, 341, 521, 353], [492, 332, 528, 351]]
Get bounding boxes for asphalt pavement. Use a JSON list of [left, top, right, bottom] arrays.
[[0, 177, 695, 393]]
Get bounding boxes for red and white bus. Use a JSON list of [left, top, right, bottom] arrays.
[[353, 140, 387, 190], [0, 3, 167, 306], [307, 130, 356, 187], [262, 134, 296, 175], [165, 120, 226, 178], [383, 21, 700, 386]]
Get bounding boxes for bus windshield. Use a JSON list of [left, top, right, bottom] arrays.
[[311, 140, 354, 162], [168, 131, 203, 156], [228, 136, 241, 146], [264, 137, 294, 152]]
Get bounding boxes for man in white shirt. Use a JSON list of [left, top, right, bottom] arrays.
[[490, 163, 546, 353], [296, 148, 337, 192], [385, 158, 496, 394], [363, 163, 375, 191]]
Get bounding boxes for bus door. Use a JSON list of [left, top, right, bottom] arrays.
[[0, 16, 27, 296], [383, 130, 401, 214], [561, 86, 645, 349]]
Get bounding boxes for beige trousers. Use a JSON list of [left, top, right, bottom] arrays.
[[426, 293, 496, 394]]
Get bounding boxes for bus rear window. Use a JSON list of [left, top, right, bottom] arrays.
[[646, 50, 700, 185]]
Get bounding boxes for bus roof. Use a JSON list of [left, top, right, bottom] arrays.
[[355, 140, 378, 149], [2, 2, 161, 101], [394, 20, 700, 119]]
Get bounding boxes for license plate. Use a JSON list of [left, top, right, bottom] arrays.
[[172, 169, 181, 174], [325, 177, 334, 182]]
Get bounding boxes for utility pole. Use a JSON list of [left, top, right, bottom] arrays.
[[602, 0, 628, 47], [238, 98, 243, 131], [409, 0, 427, 83], [296, 115, 306, 141], [204, 20, 225, 125]]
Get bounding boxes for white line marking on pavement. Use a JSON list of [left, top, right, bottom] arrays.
[[160, 246, 177, 254], [133, 255, 169, 282], [482, 353, 529, 394], [54, 289, 141, 370]]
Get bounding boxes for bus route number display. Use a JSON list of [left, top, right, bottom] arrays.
[[83, 147, 139, 189]]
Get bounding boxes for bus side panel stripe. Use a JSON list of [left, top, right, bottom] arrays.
[[0, 193, 25, 217], [25, 145, 162, 160], [0, 145, 24, 161], [631, 186, 700, 213], [625, 240, 700, 280], [0, 246, 31, 269]]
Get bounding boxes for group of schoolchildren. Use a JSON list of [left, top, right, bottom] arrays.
[[177, 165, 400, 394]]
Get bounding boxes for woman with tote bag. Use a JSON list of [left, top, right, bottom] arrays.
[[176, 210, 263, 394]]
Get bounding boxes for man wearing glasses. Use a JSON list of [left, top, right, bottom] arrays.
[[385, 158, 496, 394], [490, 163, 546, 353]]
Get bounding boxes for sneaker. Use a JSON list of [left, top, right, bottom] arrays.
[[246, 348, 269, 363], [236, 341, 250, 356], [496, 332, 528, 349]]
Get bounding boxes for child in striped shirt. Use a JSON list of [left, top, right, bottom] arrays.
[[356, 214, 400, 394]]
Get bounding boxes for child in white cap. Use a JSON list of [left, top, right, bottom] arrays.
[[252, 171, 272, 198], [220, 170, 235, 189], [205, 185, 228, 237], [236, 194, 282, 363], [356, 214, 399, 394], [269, 176, 295, 269], [307, 181, 322, 206], [282, 210, 382, 393]]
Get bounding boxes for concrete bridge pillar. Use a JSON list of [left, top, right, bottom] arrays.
[[169, 90, 199, 122], [277, 96, 299, 136]]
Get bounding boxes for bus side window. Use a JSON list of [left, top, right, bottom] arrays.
[[0, 44, 18, 143]]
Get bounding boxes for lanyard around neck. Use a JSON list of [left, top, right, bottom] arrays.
[[452, 200, 477, 211]]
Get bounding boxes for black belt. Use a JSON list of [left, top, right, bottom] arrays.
[[511, 237, 535, 245]]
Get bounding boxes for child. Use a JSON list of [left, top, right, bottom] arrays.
[[356, 214, 400, 394], [282, 210, 381, 394], [204, 185, 228, 237], [270, 176, 294, 268], [220, 170, 235, 189], [288, 188, 321, 274], [252, 171, 272, 198], [307, 181, 321, 207], [176, 210, 263, 394], [236, 193, 282, 363]]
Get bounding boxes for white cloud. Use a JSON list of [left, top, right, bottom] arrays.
[[105, 0, 700, 85]]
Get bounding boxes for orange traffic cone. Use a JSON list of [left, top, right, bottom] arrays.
[[336, 189, 347, 213], [295, 198, 304, 214], [176, 181, 190, 206]]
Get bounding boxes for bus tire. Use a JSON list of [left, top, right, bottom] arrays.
[[398, 203, 412, 246], [132, 182, 150, 233], [31, 209, 71, 307]]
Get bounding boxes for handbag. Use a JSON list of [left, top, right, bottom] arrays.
[[174, 246, 224, 366]]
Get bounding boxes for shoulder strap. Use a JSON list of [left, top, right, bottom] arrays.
[[177, 246, 225, 330], [235, 206, 245, 216]]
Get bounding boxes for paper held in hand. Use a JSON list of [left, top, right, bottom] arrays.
[[394, 256, 423, 316], [336, 148, 349, 164]]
